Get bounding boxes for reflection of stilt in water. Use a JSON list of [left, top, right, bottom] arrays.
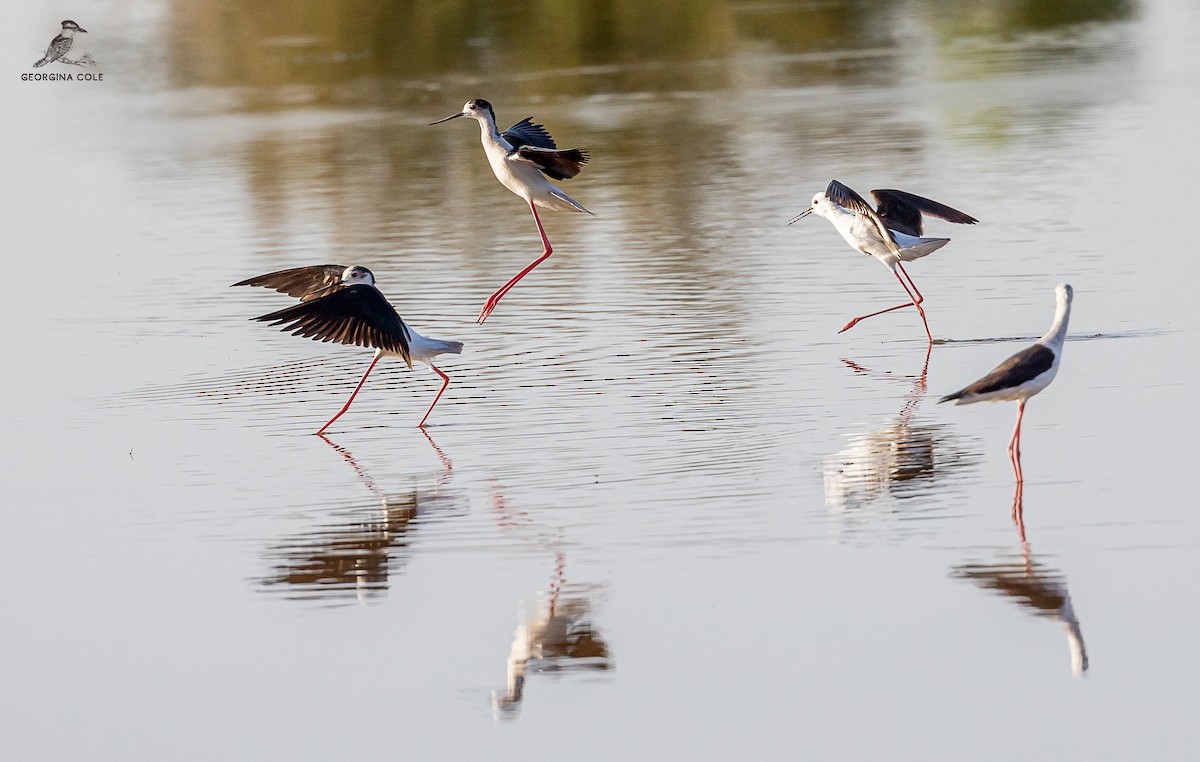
[[420, 427, 453, 473], [258, 433, 456, 603], [1011, 480, 1026, 546], [487, 482, 612, 719], [951, 487, 1088, 676], [824, 345, 971, 514]]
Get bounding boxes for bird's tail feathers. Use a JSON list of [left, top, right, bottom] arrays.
[[33, 58, 49, 67], [541, 188, 593, 215], [427, 339, 464, 355], [898, 237, 950, 261]]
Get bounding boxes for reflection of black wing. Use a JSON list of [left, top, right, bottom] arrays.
[[253, 284, 411, 365], [261, 493, 420, 598], [233, 265, 347, 301], [503, 117, 558, 150], [513, 146, 590, 181], [951, 561, 1068, 615], [951, 559, 1088, 674], [872, 189, 978, 237], [939, 344, 1054, 402]]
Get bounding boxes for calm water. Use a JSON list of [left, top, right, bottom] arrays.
[[4, 0, 1200, 757]]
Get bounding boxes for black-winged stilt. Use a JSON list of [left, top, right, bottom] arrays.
[[234, 265, 463, 432], [790, 179, 977, 342], [939, 283, 1073, 482], [432, 99, 593, 323]]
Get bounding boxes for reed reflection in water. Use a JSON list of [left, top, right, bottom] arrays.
[[163, 0, 1136, 98], [259, 432, 459, 604]]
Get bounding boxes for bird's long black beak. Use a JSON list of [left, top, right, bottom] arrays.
[[430, 112, 465, 125], [786, 208, 814, 225], [78, 27, 88, 33]]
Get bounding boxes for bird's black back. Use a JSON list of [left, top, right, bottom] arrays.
[[503, 117, 558, 151], [939, 344, 1055, 402]]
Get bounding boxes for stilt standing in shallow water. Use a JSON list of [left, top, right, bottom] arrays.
[[432, 99, 593, 324], [939, 283, 1073, 482]]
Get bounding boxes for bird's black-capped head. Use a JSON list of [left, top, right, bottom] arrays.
[[61, 20, 87, 32], [341, 265, 375, 286], [431, 98, 496, 126]]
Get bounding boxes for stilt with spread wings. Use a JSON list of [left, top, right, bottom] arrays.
[[790, 179, 977, 342], [234, 265, 463, 432]]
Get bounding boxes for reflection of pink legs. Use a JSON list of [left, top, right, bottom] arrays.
[[548, 551, 565, 617], [838, 263, 932, 343], [1007, 400, 1026, 483], [316, 354, 381, 435], [477, 201, 553, 324], [317, 433, 384, 499], [420, 427, 453, 472], [1011, 480, 1026, 547], [489, 482, 528, 529], [418, 365, 451, 428]]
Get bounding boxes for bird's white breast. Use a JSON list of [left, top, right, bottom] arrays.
[[481, 136, 545, 201]]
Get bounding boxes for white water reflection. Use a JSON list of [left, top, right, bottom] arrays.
[[823, 347, 979, 534], [487, 483, 613, 719]]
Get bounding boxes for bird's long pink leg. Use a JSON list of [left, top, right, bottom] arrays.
[[315, 353, 381, 435], [1007, 400, 1026, 483], [417, 365, 450, 428], [838, 264, 931, 342], [896, 263, 932, 342], [477, 201, 553, 324]]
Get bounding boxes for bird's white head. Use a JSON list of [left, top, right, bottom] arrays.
[[1056, 282, 1074, 305], [61, 20, 87, 32], [430, 98, 496, 127], [786, 191, 832, 225], [342, 266, 375, 286]]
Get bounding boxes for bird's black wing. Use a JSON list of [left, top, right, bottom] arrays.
[[503, 117, 558, 151], [872, 189, 978, 237], [825, 180, 877, 218], [232, 265, 347, 301], [939, 344, 1054, 402], [512, 146, 590, 181], [825, 179, 901, 253], [252, 284, 411, 366]]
